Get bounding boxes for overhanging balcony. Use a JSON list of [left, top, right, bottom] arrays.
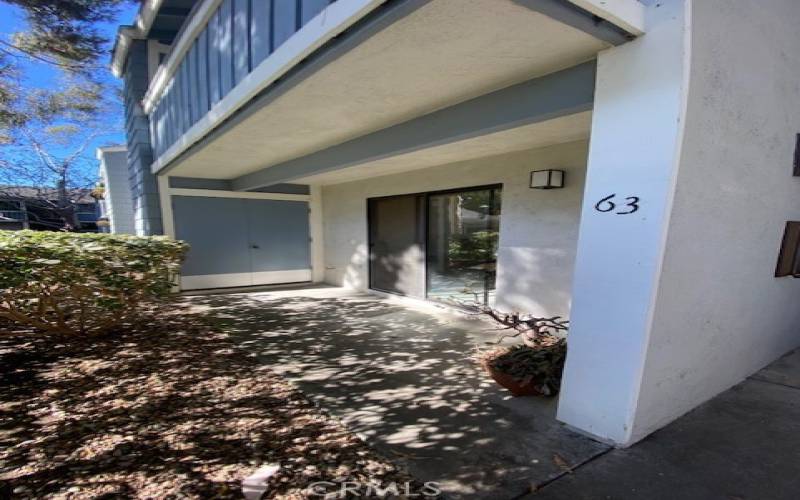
[[151, 0, 644, 183]]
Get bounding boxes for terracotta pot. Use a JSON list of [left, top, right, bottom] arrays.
[[483, 364, 545, 397]]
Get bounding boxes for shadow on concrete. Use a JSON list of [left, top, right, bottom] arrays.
[[185, 285, 609, 499]]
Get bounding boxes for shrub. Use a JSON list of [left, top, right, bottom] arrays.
[[0, 230, 188, 336]]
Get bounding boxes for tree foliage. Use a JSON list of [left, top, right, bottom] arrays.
[[0, 0, 137, 134], [4, 0, 132, 65], [0, 231, 188, 336]]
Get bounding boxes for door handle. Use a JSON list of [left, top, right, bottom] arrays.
[[251, 244, 260, 249]]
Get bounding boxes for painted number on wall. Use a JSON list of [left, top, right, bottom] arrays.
[[594, 194, 640, 215]]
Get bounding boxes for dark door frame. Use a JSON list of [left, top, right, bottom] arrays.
[[366, 183, 503, 302]]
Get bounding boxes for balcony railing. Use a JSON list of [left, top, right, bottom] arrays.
[[147, 0, 338, 163]]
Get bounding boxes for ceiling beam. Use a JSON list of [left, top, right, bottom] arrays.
[[231, 61, 596, 191]]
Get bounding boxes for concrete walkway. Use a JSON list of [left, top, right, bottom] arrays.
[[185, 285, 609, 498], [186, 285, 800, 499], [529, 348, 800, 500]]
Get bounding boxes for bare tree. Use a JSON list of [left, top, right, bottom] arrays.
[[0, 124, 101, 230]]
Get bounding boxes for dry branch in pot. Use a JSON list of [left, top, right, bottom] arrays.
[[456, 300, 569, 397]]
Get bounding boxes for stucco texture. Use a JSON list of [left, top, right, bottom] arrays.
[[634, 0, 800, 442], [320, 141, 588, 317]]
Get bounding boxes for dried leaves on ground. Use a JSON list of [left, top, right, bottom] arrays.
[[0, 311, 417, 499]]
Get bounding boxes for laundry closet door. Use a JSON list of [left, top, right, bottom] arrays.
[[245, 198, 312, 285], [173, 196, 253, 290], [173, 196, 312, 290]]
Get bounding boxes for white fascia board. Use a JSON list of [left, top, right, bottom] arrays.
[[96, 145, 127, 159], [567, 0, 645, 36], [169, 188, 310, 202], [111, 0, 166, 77], [150, 0, 386, 175]]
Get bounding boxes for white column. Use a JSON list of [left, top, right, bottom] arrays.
[[556, 0, 690, 446], [157, 174, 176, 238], [309, 184, 325, 283]]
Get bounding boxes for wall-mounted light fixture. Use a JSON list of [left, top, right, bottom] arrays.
[[530, 169, 565, 189]]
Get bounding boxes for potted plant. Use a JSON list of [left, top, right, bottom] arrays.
[[465, 304, 569, 397]]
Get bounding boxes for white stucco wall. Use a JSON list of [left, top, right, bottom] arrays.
[[633, 0, 800, 442], [559, 0, 800, 446], [320, 140, 589, 317]]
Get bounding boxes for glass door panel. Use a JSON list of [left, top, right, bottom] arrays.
[[426, 187, 501, 305]]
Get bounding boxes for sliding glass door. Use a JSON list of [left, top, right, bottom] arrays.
[[368, 194, 426, 297], [367, 185, 502, 306], [426, 187, 501, 305]]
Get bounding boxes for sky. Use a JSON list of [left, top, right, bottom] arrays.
[[0, 1, 141, 182]]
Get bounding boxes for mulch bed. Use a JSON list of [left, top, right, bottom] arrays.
[[0, 310, 418, 499]]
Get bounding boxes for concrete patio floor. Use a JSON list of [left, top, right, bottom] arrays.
[[185, 285, 800, 499], [185, 285, 610, 498]]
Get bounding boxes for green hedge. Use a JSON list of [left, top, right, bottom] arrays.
[[0, 231, 188, 335]]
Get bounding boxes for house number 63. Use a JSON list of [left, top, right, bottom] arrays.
[[594, 194, 640, 215]]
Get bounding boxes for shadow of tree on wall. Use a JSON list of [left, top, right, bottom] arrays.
[[0, 312, 417, 498], [187, 290, 608, 498]]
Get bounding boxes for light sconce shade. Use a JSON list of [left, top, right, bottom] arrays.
[[530, 169, 565, 189]]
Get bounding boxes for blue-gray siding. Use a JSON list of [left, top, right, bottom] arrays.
[[123, 40, 162, 235], [149, 0, 335, 160], [172, 195, 310, 277], [173, 196, 252, 276]]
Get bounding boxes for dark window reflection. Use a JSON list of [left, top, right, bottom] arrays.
[[426, 187, 501, 305]]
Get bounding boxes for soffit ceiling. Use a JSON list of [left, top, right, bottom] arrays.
[[167, 0, 609, 179]]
